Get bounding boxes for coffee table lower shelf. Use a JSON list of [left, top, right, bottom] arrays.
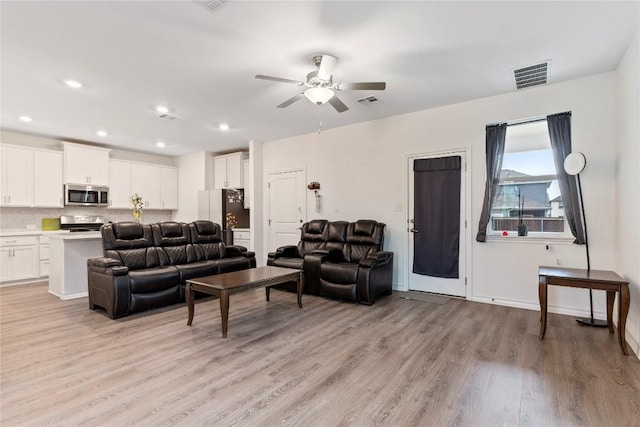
[[185, 266, 303, 338]]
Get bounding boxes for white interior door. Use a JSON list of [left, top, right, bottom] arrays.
[[408, 151, 467, 297], [268, 169, 306, 251]]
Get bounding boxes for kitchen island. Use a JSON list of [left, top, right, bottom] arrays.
[[48, 232, 102, 300]]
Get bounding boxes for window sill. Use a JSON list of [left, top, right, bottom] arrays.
[[485, 234, 576, 244]]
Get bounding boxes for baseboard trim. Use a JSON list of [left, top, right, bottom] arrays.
[[470, 295, 607, 320], [47, 290, 88, 300]]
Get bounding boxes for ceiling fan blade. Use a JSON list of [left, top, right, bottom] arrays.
[[317, 55, 338, 81], [328, 95, 349, 113], [255, 75, 304, 86], [277, 93, 305, 108], [335, 82, 386, 91]]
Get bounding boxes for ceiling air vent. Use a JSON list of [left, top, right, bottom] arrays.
[[198, 0, 227, 12], [157, 113, 181, 121], [357, 96, 379, 104], [514, 61, 549, 89]]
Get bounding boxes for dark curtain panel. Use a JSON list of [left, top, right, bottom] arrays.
[[547, 112, 585, 244], [413, 156, 461, 278], [476, 123, 507, 242]]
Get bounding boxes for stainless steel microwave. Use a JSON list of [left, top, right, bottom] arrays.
[[64, 184, 109, 207]]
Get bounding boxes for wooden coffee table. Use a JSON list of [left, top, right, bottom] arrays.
[[185, 266, 303, 338]]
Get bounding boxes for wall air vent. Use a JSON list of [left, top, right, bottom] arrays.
[[198, 0, 227, 12], [514, 61, 550, 89], [357, 96, 379, 104]]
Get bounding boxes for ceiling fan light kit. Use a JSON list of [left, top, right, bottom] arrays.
[[304, 87, 334, 104], [255, 54, 386, 113]]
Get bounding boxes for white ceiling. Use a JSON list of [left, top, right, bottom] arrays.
[[1, 1, 638, 157]]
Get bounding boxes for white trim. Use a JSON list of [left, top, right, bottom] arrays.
[[0, 277, 47, 287], [471, 295, 607, 319], [47, 290, 87, 300], [485, 235, 576, 244]]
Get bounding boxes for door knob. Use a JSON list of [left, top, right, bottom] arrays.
[[409, 228, 419, 233]]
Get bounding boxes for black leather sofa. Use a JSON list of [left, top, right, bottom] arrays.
[[267, 219, 393, 305], [87, 220, 256, 318]]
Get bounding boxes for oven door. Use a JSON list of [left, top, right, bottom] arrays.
[[65, 185, 100, 206]]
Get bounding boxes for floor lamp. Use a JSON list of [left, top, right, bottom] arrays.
[[563, 152, 607, 327]]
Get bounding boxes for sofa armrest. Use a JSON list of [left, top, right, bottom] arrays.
[[359, 251, 393, 268], [272, 245, 300, 259], [87, 257, 129, 276], [226, 245, 255, 259]]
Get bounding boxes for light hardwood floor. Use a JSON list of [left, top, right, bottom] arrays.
[[2, 282, 639, 426]]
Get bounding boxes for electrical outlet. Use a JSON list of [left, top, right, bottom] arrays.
[[556, 258, 561, 266], [394, 203, 403, 212], [334, 204, 340, 213]]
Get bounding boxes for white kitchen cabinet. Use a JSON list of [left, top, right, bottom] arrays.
[[131, 163, 161, 209], [0, 145, 34, 207], [39, 234, 50, 277], [63, 142, 110, 185], [232, 229, 251, 249], [0, 235, 39, 282], [159, 166, 178, 210], [109, 160, 132, 209], [214, 152, 248, 189], [34, 150, 63, 207]]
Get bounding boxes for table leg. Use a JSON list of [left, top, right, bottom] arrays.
[[297, 272, 303, 309], [186, 283, 194, 326], [219, 290, 229, 338], [539, 276, 547, 340], [265, 287, 270, 302], [606, 290, 615, 334], [618, 284, 630, 355]]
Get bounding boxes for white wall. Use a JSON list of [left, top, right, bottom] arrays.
[[249, 140, 264, 264], [616, 30, 640, 357], [261, 72, 619, 318]]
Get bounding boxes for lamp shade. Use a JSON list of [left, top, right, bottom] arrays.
[[304, 87, 334, 105], [564, 152, 586, 176]]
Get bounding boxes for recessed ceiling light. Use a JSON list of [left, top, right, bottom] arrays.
[[219, 123, 230, 131], [96, 130, 108, 137], [156, 141, 166, 148], [156, 105, 169, 114], [64, 79, 83, 89], [19, 116, 33, 122]]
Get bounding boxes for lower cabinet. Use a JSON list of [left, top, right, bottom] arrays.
[[232, 229, 251, 249], [0, 235, 39, 282]]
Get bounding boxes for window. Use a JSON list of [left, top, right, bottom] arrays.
[[489, 120, 569, 236]]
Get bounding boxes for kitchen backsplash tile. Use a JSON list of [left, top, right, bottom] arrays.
[[0, 207, 172, 230]]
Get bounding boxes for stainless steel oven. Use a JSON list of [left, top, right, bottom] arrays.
[[64, 184, 109, 207]]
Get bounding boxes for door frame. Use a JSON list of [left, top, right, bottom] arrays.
[[403, 148, 473, 298], [264, 167, 307, 255]]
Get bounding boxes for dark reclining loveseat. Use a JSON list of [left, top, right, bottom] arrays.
[[87, 220, 255, 318], [267, 219, 393, 305]]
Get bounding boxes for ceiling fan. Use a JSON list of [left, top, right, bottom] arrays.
[[255, 54, 386, 113]]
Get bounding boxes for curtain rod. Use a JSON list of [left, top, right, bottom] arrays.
[[506, 116, 547, 127]]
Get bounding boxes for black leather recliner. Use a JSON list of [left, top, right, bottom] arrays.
[[267, 219, 393, 305]]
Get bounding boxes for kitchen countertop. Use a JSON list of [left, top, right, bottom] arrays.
[[48, 231, 101, 240], [0, 229, 71, 237]]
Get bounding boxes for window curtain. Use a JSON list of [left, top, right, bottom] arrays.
[[476, 123, 507, 242], [547, 112, 585, 244]]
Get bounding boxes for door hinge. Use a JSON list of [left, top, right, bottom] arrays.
[[465, 277, 468, 285], [465, 219, 467, 228], [268, 219, 272, 226], [268, 182, 271, 188], [465, 162, 467, 171]]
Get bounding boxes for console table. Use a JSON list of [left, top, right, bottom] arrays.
[[538, 266, 630, 355]]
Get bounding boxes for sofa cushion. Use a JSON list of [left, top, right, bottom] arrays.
[[129, 266, 180, 293], [114, 222, 145, 240], [320, 262, 359, 284], [129, 286, 181, 313], [175, 261, 219, 283], [102, 223, 154, 251], [353, 220, 376, 236], [217, 257, 253, 273], [271, 257, 304, 270]]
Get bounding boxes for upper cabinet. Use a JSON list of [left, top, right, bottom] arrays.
[[34, 150, 63, 207], [108, 160, 132, 209], [214, 152, 248, 189], [0, 145, 34, 207], [112, 159, 178, 210], [0, 145, 63, 208], [63, 142, 110, 185]]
